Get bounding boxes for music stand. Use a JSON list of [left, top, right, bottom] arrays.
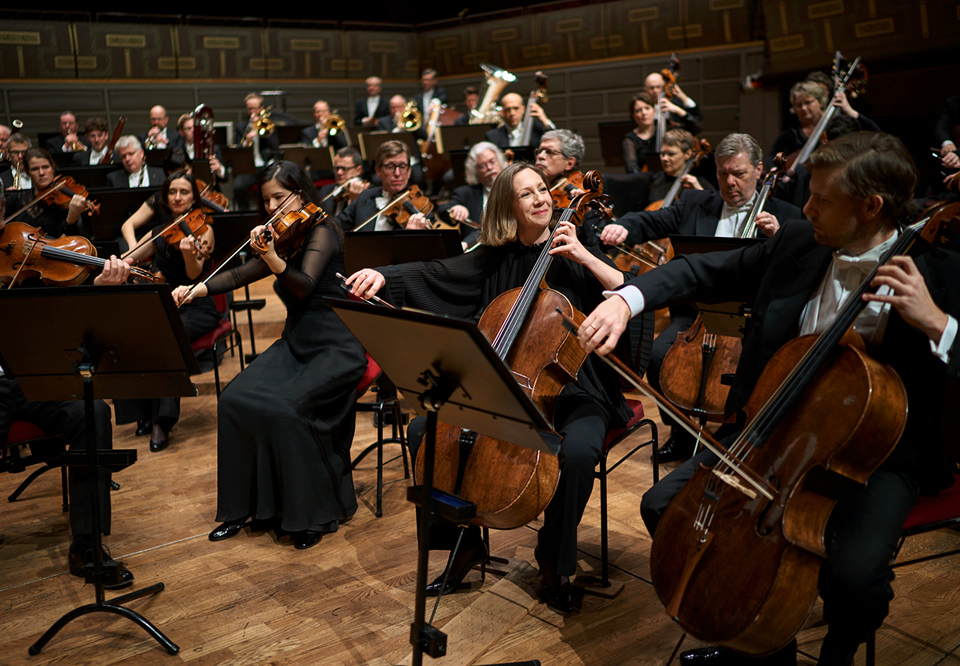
[[358, 131, 418, 163], [441, 124, 496, 152], [343, 229, 462, 275], [327, 298, 555, 666], [283, 146, 334, 175], [0, 284, 200, 656], [88, 187, 162, 242]]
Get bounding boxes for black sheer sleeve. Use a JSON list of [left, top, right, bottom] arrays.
[[203, 254, 273, 297], [622, 133, 640, 174]]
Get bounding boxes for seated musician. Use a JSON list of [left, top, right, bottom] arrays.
[[234, 93, 281, 210], [118, 172, 220, 452], [0, 201, 136, 589], [138, 105, 172, 151], [0, 124, 9, 157], [645, 129, 714, 203], [346, 161, 634, 614], [318, 147, 368, 217], [1, 134, 32, 191], [601, 133, 801, 463], [45, 111, 89, 154], [106, 136, 164, 189], [4, 147, 91, 238], [579, 131, 960, 666], [176, 114, 227, 185], [336, 140, 431, 232], [622, 92, 659, 174], [485, 92, 555, 150], [71, 117, 114, 166], [452, 86, 480, 126], [300, 100, 348, 151], [535, 129, 584, 194], [436, 140, 506, 248], [644, 71, 703, 135], [934, 92, 960, 171]]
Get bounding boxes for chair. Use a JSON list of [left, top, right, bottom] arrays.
[[351, 354, 410, 517], [192, 292, 245, 397], [2, 421, 68, 511], [864, 471, 960, 665]]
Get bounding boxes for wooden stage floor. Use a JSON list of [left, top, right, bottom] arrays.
[[2, 278, 960, 665]]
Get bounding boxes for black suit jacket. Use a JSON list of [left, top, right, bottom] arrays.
[[299, 125, 348, 151], [437, 183, 484, 244], [234, 121, 280, 164], [45, 134, 90, 154], [137, 127, 174, 150], [354, 97, 391, 127], [617, 189, 802, 245], [485, 120, 547, 150], [413, 88, 449, 112], [627, 220, 960, 491], [375, 115, 429, 142], [337, 187, 385, 232], [70, 150, 117, 166], [106, 165, 165, 189]]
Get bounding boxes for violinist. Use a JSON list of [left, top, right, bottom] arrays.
[[436, 141, 506, 247], [45, 111, 89, 154], [336, 140, 431, 231], [346, 162, 633, 614], [172, 161, 366, 551], [70, 117, 113, 166], [117, 172, 220, 453], [581, 132, 960, 666], [622, 92, 658, 174], [318, 147, 368, 217], [485, 92, 554, 150], [4, 147, 90, 238], [600, 133, 800, 462], [644, 71, 703, 135], [106, 136, 164, 189]]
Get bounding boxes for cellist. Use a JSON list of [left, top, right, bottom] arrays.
[[580, 132, 960, 665], [346, 162, 634, 614]]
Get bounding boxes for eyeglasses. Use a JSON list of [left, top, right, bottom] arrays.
[[380, 162, 410, 173], [333, 165, 359, 172], [535, 147, 563, 158], [476, 159, 499, 171]]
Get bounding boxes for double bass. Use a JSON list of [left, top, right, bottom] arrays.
[[413, 172, 610, 529]]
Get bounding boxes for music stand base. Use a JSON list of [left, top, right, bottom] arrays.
[[574, 575, 625, 599], [28, 583, 179, 656]]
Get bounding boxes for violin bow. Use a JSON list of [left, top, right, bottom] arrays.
[[121, 208, 198, 260], [557, 310, 776, 502], [352, 189, 414, 231], [1, 178, 69, 226], [335, 272, 396, 309], [319, 177, 361, 204]]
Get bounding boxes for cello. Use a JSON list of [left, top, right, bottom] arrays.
[[413, 172, 610, 529]]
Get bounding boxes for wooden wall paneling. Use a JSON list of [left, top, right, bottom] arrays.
[[179, 25, 261, 81], [72, 23, 175, 81], [0, 21, 76, 81]]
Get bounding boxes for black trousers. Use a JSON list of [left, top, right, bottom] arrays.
[[0, 378, 113, 537], [641, 447, 919, 664]]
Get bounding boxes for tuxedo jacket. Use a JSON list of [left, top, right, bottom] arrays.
[[233, 121, 280, 164], [71, 150, 117, 166], [299, 125, 348, 151], [617, 189, 802, 245], [106, 165, 165, 189], [337, 186, 433, 232], [485, 120, 547, 150], [354, 98, 391, 127], [413, 87, 449, 112], [45, 134, 90, 154], [137, 128, 174, 150], [375, 116, 428, 142], [437, 183, 484, 244], [628, 220, 960, 492]]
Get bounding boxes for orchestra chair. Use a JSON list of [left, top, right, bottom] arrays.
[[2, 421, 69, 511], [864, 471, 960, 665], [352, 353, 409, 518], [191, 292, 245, 398]]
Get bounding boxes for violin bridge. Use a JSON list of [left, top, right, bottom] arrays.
[[710, 469, 758, 500]]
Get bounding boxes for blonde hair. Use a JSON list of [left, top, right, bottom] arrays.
[[479, 163, 551, 247]]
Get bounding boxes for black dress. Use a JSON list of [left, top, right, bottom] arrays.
[[378, 242, 631, 577], [206, 224, 366, 533], [4, 189, 85, 239], [622, 128, 657, 174]]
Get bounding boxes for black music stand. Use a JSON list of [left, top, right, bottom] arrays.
[[358, 131, 418, 163], [343, 229, 462, 275], [327, 298, 553, 666], [88, 187, 162, 242], [0, 284, 200, 657], [283, 146, 334, 175], [441, 124, 496, 152]]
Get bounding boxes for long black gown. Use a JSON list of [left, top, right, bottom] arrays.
[[206, 224, 366, 533], [378, 241, 632, 577]]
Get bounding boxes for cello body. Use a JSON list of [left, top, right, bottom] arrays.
[[650, 332, 907, 655]]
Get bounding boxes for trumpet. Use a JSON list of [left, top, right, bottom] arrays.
[[397, 101, 422, 132], [322, 112, 351, 146], [471, 63, 516, 125]]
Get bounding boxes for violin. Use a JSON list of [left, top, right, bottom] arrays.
[[0, 221, 162, 287], [353, 185, 434, 231], [413, 171, 608, 529], [250, 203, 327, 259], [196, 179, 229, 213], [157, 208, 213, 259], [40, 175, 101, 216]]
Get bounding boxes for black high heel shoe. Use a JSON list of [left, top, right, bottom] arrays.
[[534, 547, 577, 613], [425, 541, 488, 596]]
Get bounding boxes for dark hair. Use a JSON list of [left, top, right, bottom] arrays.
[[258, 160, 343, 242], [463, 85, 479, 97], [24, 147, 56, 174], [335, 146, 363, 168], [805, 132, 919, 225], [84, 117, 108, 134], [163, 148, 192, 175], [824, 115, 861, 141], [159, 171, 201, 215], [374, 140, 409, 169], [630, 91, 656, 116]]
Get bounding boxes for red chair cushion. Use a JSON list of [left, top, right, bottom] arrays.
[[6, 420, 49, 444], [192, 320, 234, 352], [357, 354, 381, 397], [602, 399, 645, 453], [903, 473, 960, 532]]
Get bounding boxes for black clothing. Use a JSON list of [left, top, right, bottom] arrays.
[[436, 183, 485, 245], [485, 121, 547, 150], [45, 134, 90, 154], [337, 186, 433, 232], [205, 224, 366, 532], [646, 172, 715, 206], [765, 114, 881, 168], [71, 150, 116, 166], [299, 125, 349, 151], [622, 129, 657, 174], [5, 189, 85, 239], [375, 115, 429, 142], [233, 121, 281, 164], [934, 94, 960, 147], [106, 166, 165, 189], [377, 241, 631, 576], [354, 97, 390, 127], [413, 87, 449, 112]]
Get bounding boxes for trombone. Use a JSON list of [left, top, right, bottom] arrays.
[[242, 107, 275, 147]]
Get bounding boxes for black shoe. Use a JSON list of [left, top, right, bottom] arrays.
[[209, 517, 249, 541], [294, 530, 323, 550], [425, 542, 488, 596], [655, 431, 696, 463], [68, 546, 134, 590], [135, 420, 151, 437], [681, 642, 797, 665], [149, 423, 169, 452], [534, 547, 578, 613]]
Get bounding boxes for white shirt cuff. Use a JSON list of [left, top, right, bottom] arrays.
[[942, 140, 956, 150], [930, 314, 958, 364], [604, 285, 645, 317], [685, 98, 697, 109]]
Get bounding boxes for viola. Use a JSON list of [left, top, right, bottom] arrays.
[[354, 185, 433, 231], [250, 203, 327, 259], [41, 175, 101, 216], [0, 221, 162, 287], [413, 171, 608, 529], [197, 179, 229, 213], [157, 208, 213, 259]]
